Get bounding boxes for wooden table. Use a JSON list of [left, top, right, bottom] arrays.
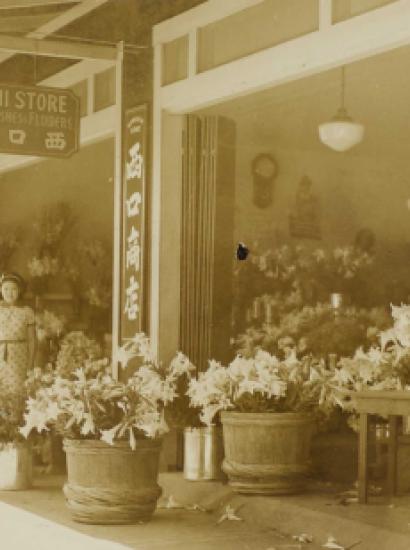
[[354, 391, 410, 503]]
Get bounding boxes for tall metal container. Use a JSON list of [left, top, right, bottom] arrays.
[[183, 426, 224, 481], [0, 442, 32, 490]]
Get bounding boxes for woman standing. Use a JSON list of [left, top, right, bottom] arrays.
[[0, 273, 36, 411]]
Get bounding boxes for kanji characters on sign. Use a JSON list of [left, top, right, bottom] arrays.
[[121, 107, 146, 337]]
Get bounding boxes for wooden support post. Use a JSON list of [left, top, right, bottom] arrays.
[[111, 41, 124, 380], [358, 412, 369, 504]]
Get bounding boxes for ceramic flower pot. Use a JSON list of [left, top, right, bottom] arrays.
[[221, 411, 314, 495], [0, 441, 32, 490], [183, 426, 224, 481], [63, 438, 163, 524]]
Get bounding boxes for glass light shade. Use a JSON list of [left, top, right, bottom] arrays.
[[319, 108, 364, 152]]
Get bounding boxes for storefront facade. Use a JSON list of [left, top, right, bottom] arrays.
[[3, 0, 410, 370], [0, 0, 203, 370], [0, 7, 120, 363], [151, 0, 410, 367]]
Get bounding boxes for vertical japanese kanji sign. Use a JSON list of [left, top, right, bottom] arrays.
[[121, 105, 146, 339]]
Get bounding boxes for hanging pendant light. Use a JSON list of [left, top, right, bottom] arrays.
[[319, 66, 364, 152]]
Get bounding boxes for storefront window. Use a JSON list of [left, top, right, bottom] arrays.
[[93, 66, 116, 112], [332, 0, 398, 22], [179, 47, 410, 372], [197, 0, 319, 73], [162, 35, 189, 85]]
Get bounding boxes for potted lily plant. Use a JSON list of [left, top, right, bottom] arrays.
[[328, 304, 410, 427], [20, 333, 194, 525], [187, 351, 334, 495]]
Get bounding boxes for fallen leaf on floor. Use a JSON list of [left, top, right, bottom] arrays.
[[157, 495, 184, 509], [337, 497, 359, 506], [322, 536, 345, 549], [216, 505, 243, 524], [292, 533, 313, 543], [337, 489, 359, 498], [322, 536, 362, 550]]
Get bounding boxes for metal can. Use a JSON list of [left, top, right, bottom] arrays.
[[183, 426, 224, 481]]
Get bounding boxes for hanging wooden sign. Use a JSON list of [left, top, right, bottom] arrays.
[[120, 104, 147, 340], [0, 83, 80, 158]]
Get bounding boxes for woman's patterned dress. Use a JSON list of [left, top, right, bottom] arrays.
[[0, 305, 35, 400]]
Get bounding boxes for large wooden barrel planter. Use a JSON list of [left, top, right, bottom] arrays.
[[0, 442, 32, 490], [221, 411, 314, 495], [63, 438, 163, 524]]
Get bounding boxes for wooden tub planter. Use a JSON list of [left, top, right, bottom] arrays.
[[0, 441, 32, 491], [221, 411, 314, 495], [63, 438, 163, 524]]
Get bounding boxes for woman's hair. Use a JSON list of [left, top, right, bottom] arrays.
[[0, 272, 27, 295]]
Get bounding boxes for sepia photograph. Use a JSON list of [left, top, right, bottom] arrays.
[[0, 0, 409, 548]]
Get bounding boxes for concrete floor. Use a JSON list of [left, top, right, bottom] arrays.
[[0, 475, 298, 550], [0, 473, 410, 550]]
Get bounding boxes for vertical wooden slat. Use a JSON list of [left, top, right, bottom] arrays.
[[199, 116, 209, 369], [358, 413, 369, 504], [180, 114, 235, 372], [387, 415, 399, 498], [208, 116, 217, 361]]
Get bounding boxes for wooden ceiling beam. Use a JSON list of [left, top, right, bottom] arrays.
[[0, 0, 110, 65], [0, 33, 117, 60], [0, 14, 64, 33], [0, 1, 78, 9]]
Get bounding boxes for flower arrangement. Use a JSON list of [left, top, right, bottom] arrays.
[[35, 310, 66, 342], [25, 365, 55, 397], [233, 243, 376, 334], [28, 202, 76, 296], [65, 239, 112, 332], [77, 239, 112, 309], [187, 350, 333, 427], [32, 202, 76, 254], [20, 333, 194, 449], [236, 303, 391, 361], [0, 227, 19, 272], [0, 391, 26, 445], [312, 245, 374, 294], [55, 331, 103, 379], [324, 304, 410, 428], [27, 256, 60, 295]]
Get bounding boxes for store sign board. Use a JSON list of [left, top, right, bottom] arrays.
[[0, 83, 80, 158], [121, 104, 147, 339]]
